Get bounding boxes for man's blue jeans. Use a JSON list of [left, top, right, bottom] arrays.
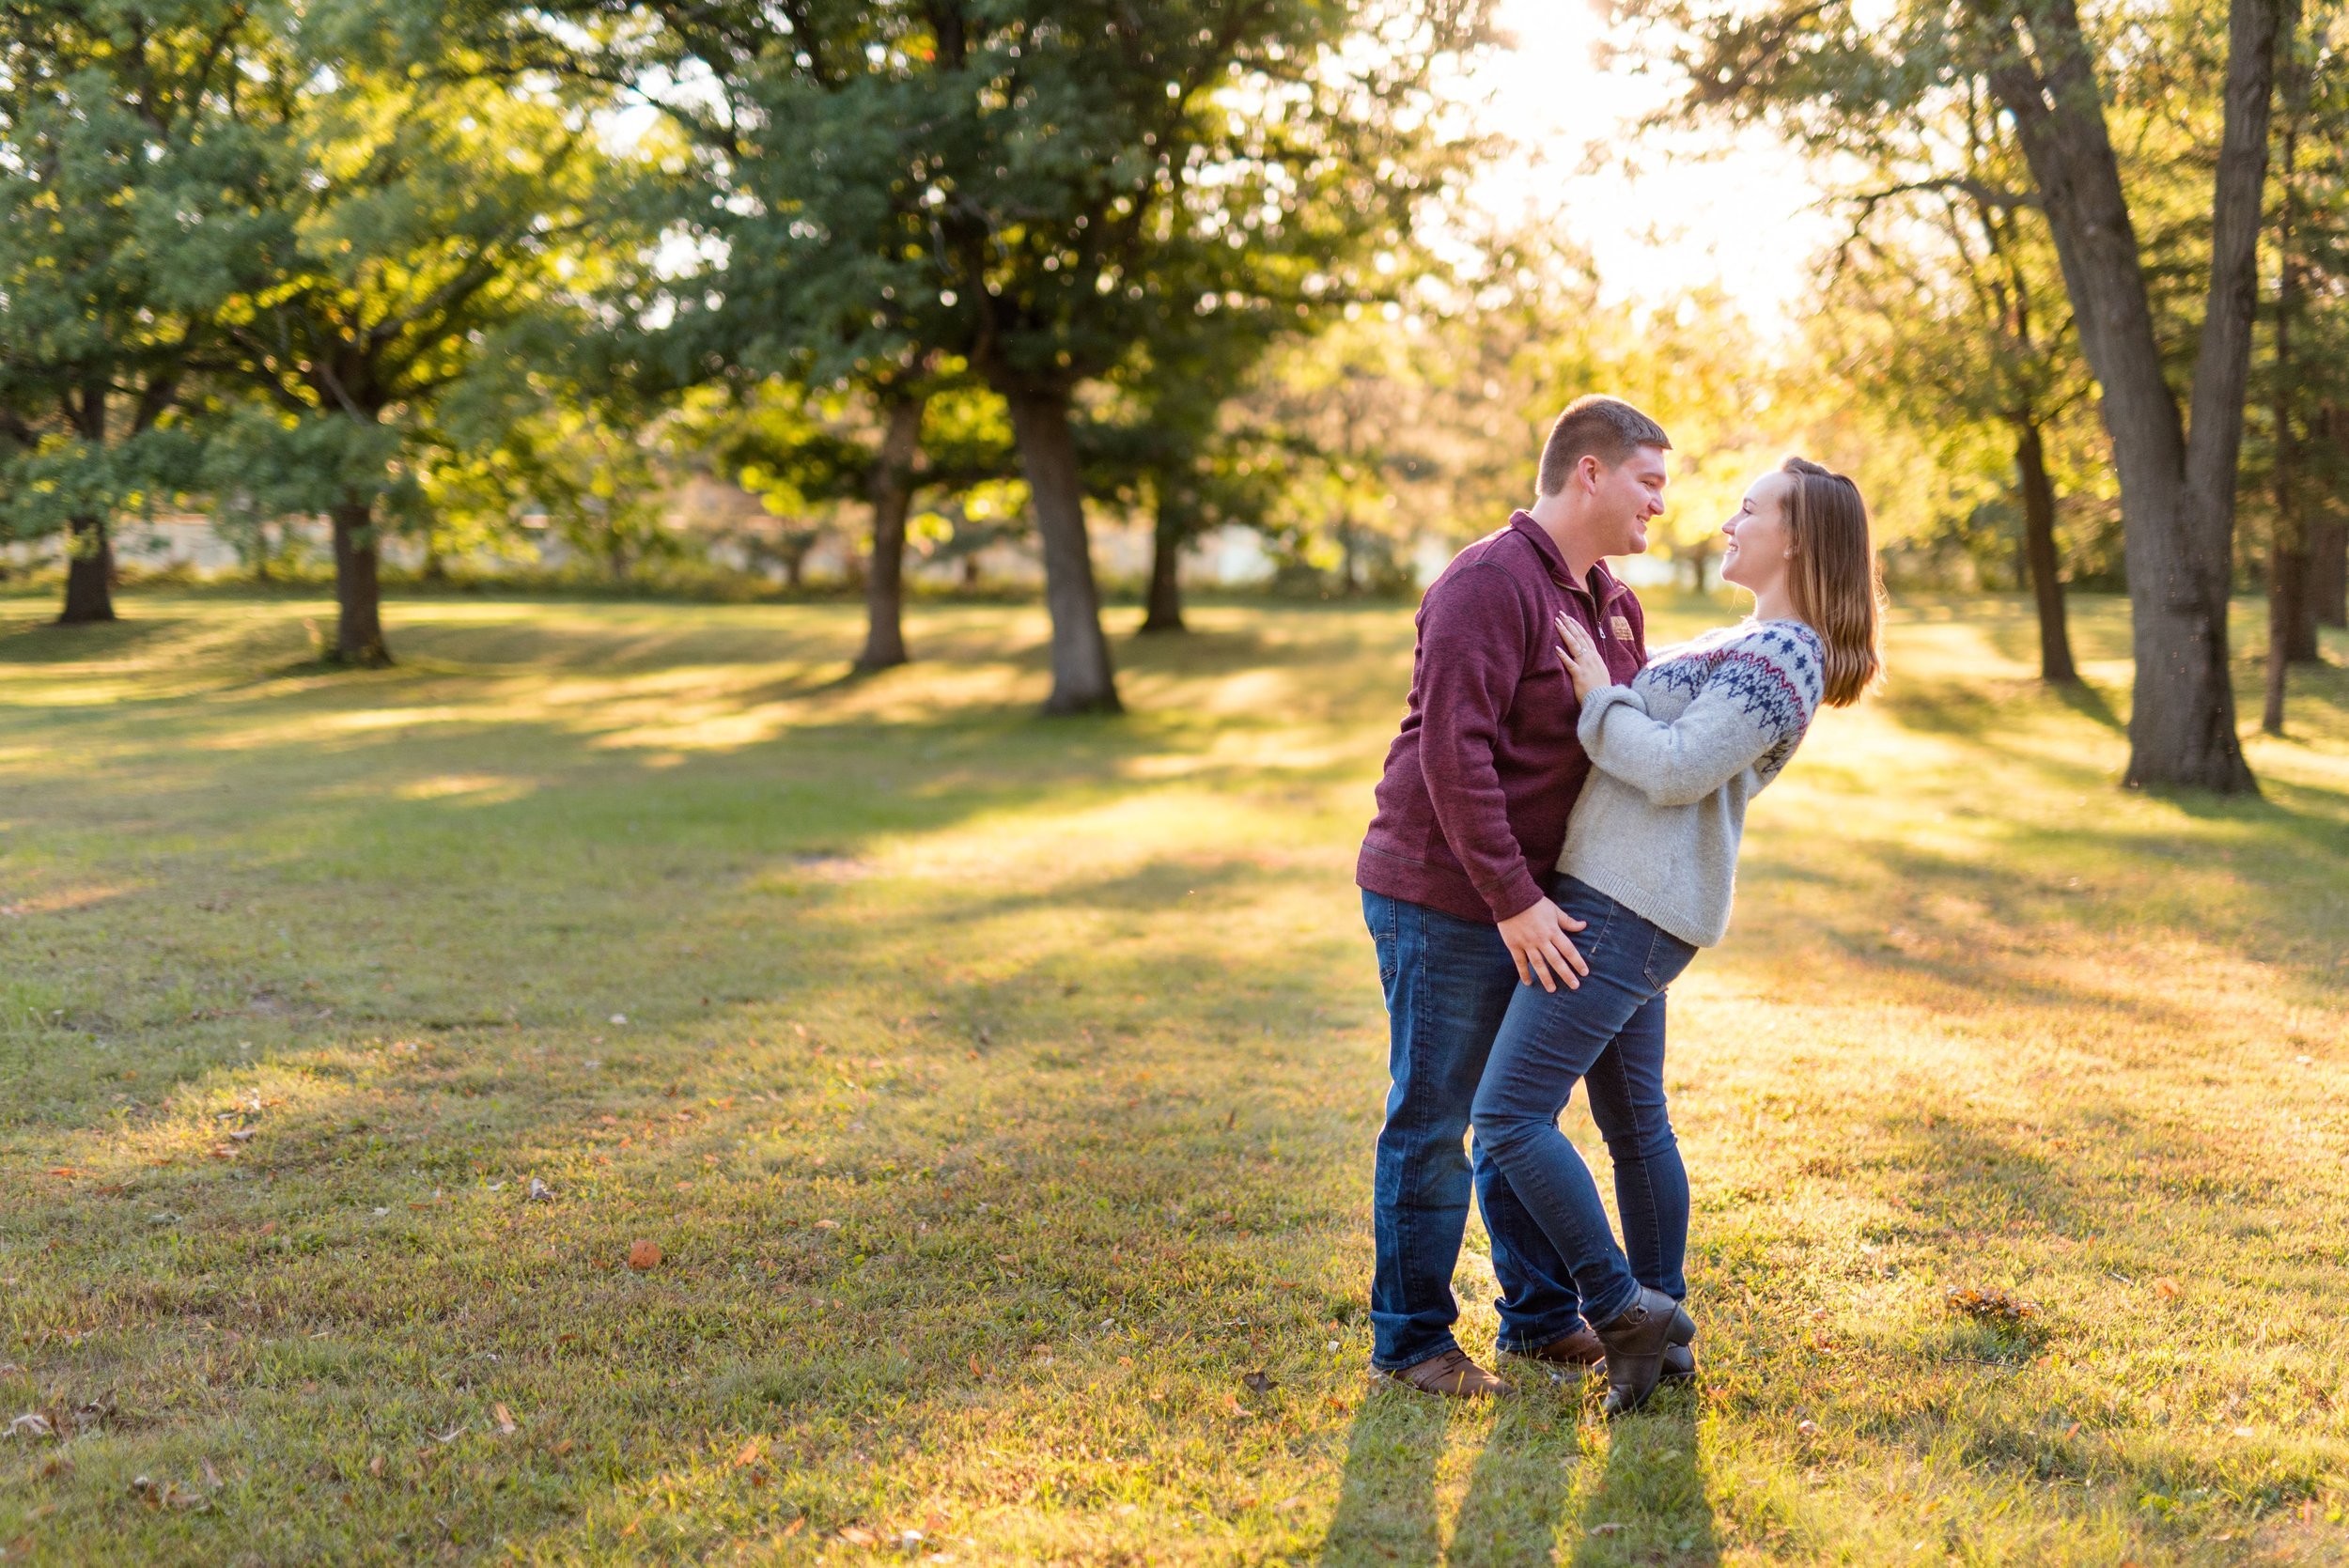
[[1470, 876, 1698, 1329], [1363, 889, 1589, 1372]]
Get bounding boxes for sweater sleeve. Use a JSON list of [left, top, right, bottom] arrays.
[[1416, 563, 1546, 922], [1577, 634, 1822, 808]]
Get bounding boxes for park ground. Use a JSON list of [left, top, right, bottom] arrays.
[[0, 588, 2345, 1566]]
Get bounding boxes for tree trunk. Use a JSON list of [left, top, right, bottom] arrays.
[[1003, 386, 1120, 714], [1684, 536, 1712, 595], [1140, 490, 1188, 633], [857, 394, 926, 670], [1983, 0, 2275, 792], [2014, 422, 2078, 683], [2312, 518, 2347, 628], [58, 514, 117, 624], [2265, 0, 2315, 737], [961, 553, 981, 590], [330, 498, 392, 666]]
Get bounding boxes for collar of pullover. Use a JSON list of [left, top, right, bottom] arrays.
[[1507, 511, 1632, 609]]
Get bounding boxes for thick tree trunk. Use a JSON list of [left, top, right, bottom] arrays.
[[857, 395, 926, 670], [1984, 0, 2275, 792], [330, 499, 392, 667], [58, 514, 117, 624], [1140, 492, 1187, 633], [1003, 386, 1120, 714], [2014, 422, 2078, 683]]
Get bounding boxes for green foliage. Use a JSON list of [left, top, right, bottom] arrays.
[[201, 43, 626, 531], [0, 0, 287, 538]]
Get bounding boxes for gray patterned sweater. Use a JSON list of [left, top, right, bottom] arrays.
[[1556, 619, 1827, 946]]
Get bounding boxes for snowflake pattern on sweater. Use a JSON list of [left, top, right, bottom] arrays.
[[1555, 617, 1829, 947], [1642, 621, 1826, 782]]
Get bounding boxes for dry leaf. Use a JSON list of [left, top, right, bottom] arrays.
[[1797, 1420, 1820, 1436], [733, 1437, 766, 1468], [839, 1525, 877, 1546], [7, 1412, 55, 1438], [1587, 1521, 1625, 1536], [1242, 1370, 1275, 1395], [525, 1178, 554, 1202], [200, 1458, 223, 1490], [628, 1239, 663, 1271], [2153, 1278, 2183, 1300], [368, 1453, 385, 1477], [491, 1403, 517, 1435]]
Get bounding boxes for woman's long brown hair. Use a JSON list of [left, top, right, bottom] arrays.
[[1781, 457, 1884, 707]]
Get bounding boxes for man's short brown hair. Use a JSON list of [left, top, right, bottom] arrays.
[[1536, 396, 1671, 496]]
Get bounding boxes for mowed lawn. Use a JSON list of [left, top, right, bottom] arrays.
[[1, 588, 2345, 1567]]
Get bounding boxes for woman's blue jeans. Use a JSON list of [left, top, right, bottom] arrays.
[[1470, 876, 1698, 1330]]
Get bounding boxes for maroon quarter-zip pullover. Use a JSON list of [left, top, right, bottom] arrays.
[[1357, 511, 1649, 925]]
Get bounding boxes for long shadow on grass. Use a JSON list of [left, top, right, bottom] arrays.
[[1318, 1388, 1454, 1564], [1570, 1400, 1717, 1565]]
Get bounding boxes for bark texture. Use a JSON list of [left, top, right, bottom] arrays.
[[58, 514, 117, 625], [1003, 388, 1120, 713], [2014, 422, 2078, 683], [330, 499, 392, 667], [857, 395, 926, 671], [1983, 0, 2276, 791]]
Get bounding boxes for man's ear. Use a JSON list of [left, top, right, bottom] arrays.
[[1579, 454, 1603, 493]]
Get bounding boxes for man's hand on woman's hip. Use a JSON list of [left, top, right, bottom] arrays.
[[1498, 896, 1589, 992]]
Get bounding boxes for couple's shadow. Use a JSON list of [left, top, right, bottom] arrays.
[[1317, 1376, 1719, 1566]]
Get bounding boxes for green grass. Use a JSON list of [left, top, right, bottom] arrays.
[[0, 588, 2344, 1565]]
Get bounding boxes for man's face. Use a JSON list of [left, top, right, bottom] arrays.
[[1589, 445, 1669, 555]]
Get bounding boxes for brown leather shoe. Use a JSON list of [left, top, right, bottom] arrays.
[[1510, 1327, 1606, 1369], [1379, 1347, 1503, 1399]]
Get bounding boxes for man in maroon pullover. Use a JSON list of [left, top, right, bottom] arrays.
[[1357, 396, 1670, 1395]]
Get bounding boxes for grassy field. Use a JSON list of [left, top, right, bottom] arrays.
[[0, 588, 2344, 1566]]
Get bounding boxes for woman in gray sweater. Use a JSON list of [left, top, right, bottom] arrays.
[[1470, 457, 1883, 1415]]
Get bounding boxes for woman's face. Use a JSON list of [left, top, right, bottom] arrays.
[[1719, 471, 1794, 597]]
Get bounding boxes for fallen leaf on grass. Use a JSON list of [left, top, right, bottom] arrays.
[[1242, 1371, 1276, 1395], [1797, 1420, 1820, 1436], [2153, 1278, 2183, 1301], [1221, 1394, 1252, 1418], [491, 1403, 517, 1435], [200, 1458, 223, 1490], [44, 1168, 78, 1180], [434, 1422, 468, 1445], [628, 1239, 663, 1271], [733, 1437, 766, 1468], [367, 1453, 385, 1477], [1587, 1521, 1625, 1536], [839, 1525, 877, 1546], [1945, 1286, 2037, 1326], [525, 1178, 554, 1202], [131, 1475, 208, 1511], [6, 1414, 54, 1439]]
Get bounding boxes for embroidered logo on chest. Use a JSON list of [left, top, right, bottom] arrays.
[[1610, 614, 1633, 641]]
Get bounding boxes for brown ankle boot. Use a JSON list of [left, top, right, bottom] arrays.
[[1379, 1347, 1503, 1399]]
